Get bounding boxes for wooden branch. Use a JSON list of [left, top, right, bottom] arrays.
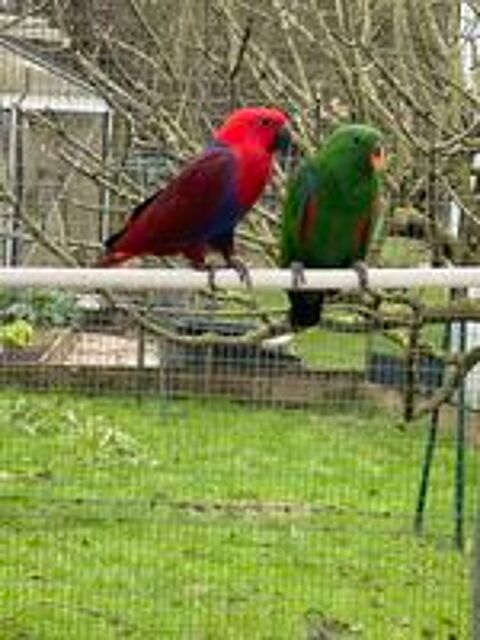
[[229, 15, 253, 82], [0, 0, 51, 35], [125, 0, 170, 63], [415, 346, 480, 419], [337, 34, 438, 130], [0, 187, 79, 267], [57, 148, 136, 205], [74, 51, 153, 117]]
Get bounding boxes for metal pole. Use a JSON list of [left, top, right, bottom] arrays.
[[6, 105, 23, 266], [414, 409, 440, 534], [99, 109, 114, 243], [473, 485, 480, 638], [414, 323, 451, 534], [4, 107, 16, 266], [2, 267, 480, 292], [454, 318, 467, 551]]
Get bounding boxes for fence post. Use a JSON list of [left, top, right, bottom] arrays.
[[474, 492, 480, 638], [6, 104, 23, 266], [99, 109, 114, 243]]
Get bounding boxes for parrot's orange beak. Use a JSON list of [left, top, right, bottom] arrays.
[[370, 145, 386, 172]]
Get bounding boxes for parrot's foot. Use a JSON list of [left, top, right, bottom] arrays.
[[353, 261, 369, 291], [353, 261, 384, 308], [226, 256, 253, 289], [206, 263, 219, 291], [290, 261, 306, 289]]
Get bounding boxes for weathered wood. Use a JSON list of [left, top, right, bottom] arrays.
[[39, 329, 76, 363]]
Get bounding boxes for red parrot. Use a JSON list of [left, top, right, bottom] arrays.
[[97, 107, 290, 276]]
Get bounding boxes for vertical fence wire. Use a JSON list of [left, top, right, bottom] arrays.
[[0, 2, 478, 638], [0, 276, 476, 638]]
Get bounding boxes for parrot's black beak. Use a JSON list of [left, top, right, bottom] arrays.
[[273, 126, 300, 171], [274, 125, 293, 154]]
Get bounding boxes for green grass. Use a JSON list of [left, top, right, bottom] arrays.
[[0, 390, 476, 639], [379, 237, 430, 268], [293, 327, 368, 369]]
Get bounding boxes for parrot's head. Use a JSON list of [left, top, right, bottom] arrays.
[[214, 107, 291, 155], [323, 124, 386, 175]]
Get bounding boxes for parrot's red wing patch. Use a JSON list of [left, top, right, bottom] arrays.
[[298, 196, 317, 249], [355, 217, 371, 250], [104, 148, 236, 259], [354, 197, 381, 254]]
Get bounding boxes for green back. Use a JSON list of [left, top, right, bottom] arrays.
[[280, 124, 383, 268]]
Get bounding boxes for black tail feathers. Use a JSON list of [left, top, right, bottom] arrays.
[[104, 227, 126, 250], [287, 290, 324, 329]]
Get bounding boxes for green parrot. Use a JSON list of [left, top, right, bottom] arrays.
[[280, 123, 386, 329]]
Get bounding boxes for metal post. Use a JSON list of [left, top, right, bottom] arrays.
[[414, 409, 439, 534], [414, 323, 451, 534], [6, 105, 23, 266], [473, 486, 480, 638], [454, 318, 467, 551], [136, 321, 146, 405], [99, 109, 113, 243]]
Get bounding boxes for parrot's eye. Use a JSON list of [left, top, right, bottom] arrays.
[[259, 117, 272, 127], [352, 135, 361, 145]]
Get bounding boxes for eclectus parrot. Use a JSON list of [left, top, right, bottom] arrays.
[[97, 107, 291, 281], [280, 124, 386, 329]]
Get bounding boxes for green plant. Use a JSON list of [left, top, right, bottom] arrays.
[[0, 319, 34, 349], [0, 289, 79, 328]]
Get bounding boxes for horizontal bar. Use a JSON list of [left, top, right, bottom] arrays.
[[0, 266, 477, 291], [0, 93, 111, 113]]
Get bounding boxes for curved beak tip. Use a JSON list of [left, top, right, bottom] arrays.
[[371, 146, 387, 171]]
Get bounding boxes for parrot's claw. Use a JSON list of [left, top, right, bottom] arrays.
[[206, 264, 218, 291], [353, 261, 369, 291], [227, 256, 252, 289], [291, 261, 306, 289], [353, 261, 383, 307]]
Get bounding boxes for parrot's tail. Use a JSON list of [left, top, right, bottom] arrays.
[[94, 227, 130, 267], [287, 290, 324, 329], [94, 251, 130, 268]]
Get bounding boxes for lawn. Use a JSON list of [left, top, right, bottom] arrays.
[[0, 390, 476, 639]]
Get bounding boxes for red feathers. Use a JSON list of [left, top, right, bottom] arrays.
[[98, 107, 290, 268], [299, 196, 318, 250]]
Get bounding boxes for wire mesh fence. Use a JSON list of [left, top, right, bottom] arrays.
[[0, 269, 477, 639], [0, 0, 478, 637]]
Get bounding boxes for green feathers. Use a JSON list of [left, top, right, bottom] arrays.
[[280, 124, 385, 328]]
